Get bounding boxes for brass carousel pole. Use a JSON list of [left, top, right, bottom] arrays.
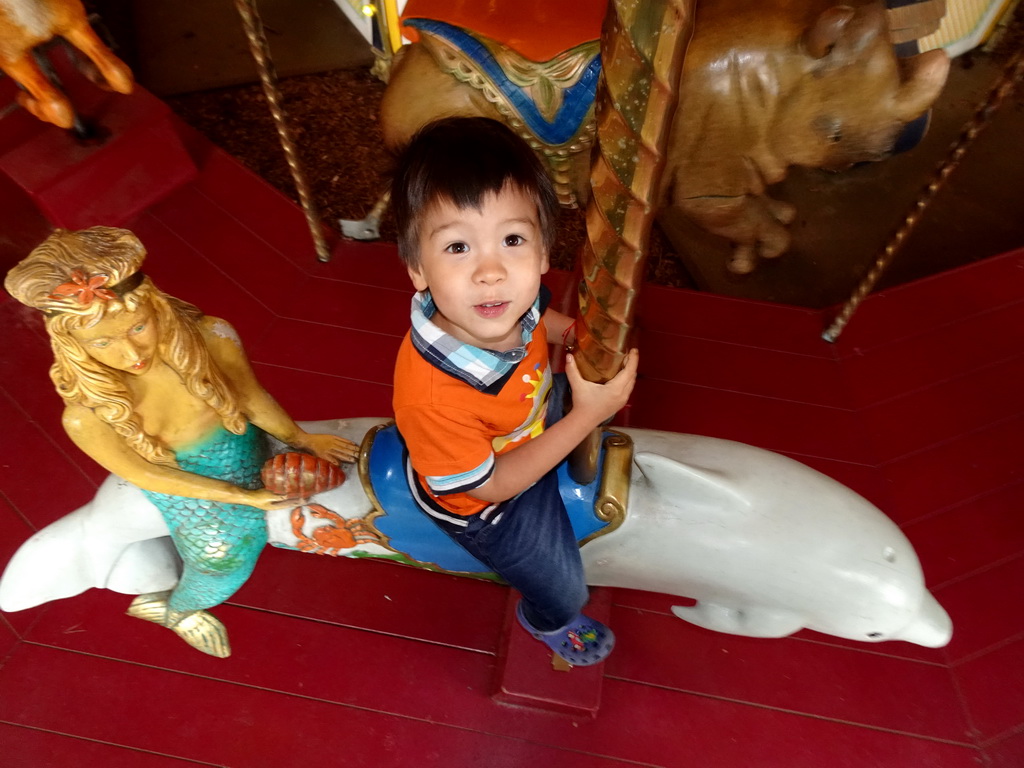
[[823, 45, 1024, 343], [234, 0, 332, 263], [569, 0, 696, 483]]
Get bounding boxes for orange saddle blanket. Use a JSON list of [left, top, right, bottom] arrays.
[[401, 0, 605, 62]]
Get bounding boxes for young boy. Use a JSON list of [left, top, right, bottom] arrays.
[[391, 117, 638, 666]]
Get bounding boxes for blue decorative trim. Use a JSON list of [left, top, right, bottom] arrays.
[[407, 19, 600, 146], [886, 0, 928, 8], [893, 110, 931, 154]]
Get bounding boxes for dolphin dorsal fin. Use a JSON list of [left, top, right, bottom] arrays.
[[634, 451, 751, 513]]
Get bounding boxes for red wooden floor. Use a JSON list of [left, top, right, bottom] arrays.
[[1, 82, 1023, 767]]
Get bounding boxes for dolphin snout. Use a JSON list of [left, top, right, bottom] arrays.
[[891, 591, 952, 648]]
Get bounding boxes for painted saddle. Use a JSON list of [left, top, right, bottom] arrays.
[[400, 0, 605, 205], [280, 422, 626, 579]]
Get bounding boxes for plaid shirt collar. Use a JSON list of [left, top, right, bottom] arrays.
[[410, 290, 540, 392]]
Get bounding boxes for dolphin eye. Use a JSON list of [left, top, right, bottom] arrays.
[[867, 632, 883, 638]]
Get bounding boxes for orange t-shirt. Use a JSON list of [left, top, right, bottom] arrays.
[[393, 319, 553, 516]]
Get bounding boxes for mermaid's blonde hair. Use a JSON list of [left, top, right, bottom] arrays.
[[5, 227, 246, 466]]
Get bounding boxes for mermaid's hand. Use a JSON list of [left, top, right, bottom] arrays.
[[294, 432, 359, 465]]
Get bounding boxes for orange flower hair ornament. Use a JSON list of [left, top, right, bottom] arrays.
[[49, 270, 117, 306]]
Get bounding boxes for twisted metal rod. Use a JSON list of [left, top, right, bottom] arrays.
[[823, 44, 1024, 343], [234, 0, 331, 262], [568, 0, 695, 484], [575, 0, 695, 383]]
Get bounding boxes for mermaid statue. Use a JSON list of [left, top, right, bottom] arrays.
[[4, 227, 358, 657]]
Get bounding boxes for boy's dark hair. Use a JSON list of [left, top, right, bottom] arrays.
[[390, 117, 559, 268]]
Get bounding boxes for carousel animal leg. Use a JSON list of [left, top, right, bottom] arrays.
[[0, 52, 75, 128], [676, 193, 797, 274], [59, 14, 132, 94], [30, 48, 97, 138]]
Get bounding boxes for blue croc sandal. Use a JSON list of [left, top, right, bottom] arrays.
[[516, 602, 616, 666]]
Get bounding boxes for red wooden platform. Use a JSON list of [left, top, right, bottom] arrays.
[[1, 78, 1023, 767]]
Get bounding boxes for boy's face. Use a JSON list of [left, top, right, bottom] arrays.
[[408, 185, 549, 352]]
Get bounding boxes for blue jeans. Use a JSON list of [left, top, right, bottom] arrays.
[[428, 467, 588, 632]]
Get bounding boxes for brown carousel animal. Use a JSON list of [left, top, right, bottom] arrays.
[[377, 0, 950, 274]]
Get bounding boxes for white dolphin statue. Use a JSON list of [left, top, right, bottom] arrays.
[[0, 418, 952, 648]]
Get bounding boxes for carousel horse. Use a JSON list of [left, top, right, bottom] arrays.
[[0, 0, 133, 130]]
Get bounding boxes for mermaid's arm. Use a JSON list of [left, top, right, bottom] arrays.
[[62, 405, 295, 511], [200, 317, 358, 464]]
